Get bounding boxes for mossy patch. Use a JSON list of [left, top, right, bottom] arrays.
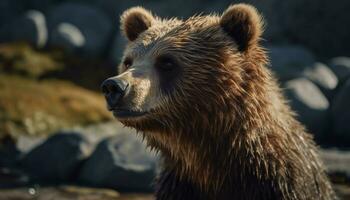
[[0, 75, 113, 140], [0, 42, 64, 78]]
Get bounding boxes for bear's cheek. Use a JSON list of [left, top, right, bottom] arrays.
[[122, 70, 161, 112]]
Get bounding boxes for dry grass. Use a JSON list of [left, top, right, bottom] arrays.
[[0, 74, 113, 140], [0, 42, 64, 78]]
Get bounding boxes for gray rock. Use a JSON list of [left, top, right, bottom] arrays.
[[0, 10, 48, 48], [0, 139, 21, 168], [24, 0, 58, 12], [328, 57, 350, 82], [86, 0, 139, 20], [320, 149, 350, 180], [48, 2, 113, 57], [16, 122, 127, 155], [51, 23, 86, 54], [0, 0, 24, 29], [331, 79, 350, 146], [17, 135, 47, 155], [284, 78, 330, 141], [20, 132, 92, 182], [0, 168, 30, 188], [109, 34, 128, 64], [267, 45, 315, 81], [247, 0, 350, 57], [78, 130, 158, 191], [303, 62, 338, 100]]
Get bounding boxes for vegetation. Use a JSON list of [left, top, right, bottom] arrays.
[[0, 43, 114, 140]]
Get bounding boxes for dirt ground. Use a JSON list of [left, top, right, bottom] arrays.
[[0, 186, 153, 200], [0, 184, 349, 200]]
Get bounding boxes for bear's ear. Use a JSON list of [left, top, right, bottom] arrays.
[[120, 7, 155, 41], [220, 4, 263, 52]]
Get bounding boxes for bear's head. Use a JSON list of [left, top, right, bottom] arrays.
[[102, 4, 268, 143]]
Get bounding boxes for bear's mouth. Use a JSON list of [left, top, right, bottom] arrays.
[[112, 108, 148, 118]]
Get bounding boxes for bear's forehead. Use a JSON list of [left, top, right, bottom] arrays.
[[126, 16, 224, 58]]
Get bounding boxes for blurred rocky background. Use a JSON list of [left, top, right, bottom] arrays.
[[0, 0, 349, 199]]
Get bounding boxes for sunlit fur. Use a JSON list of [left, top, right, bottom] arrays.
[[116, 4, 337, 200]]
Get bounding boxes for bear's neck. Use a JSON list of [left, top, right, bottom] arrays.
[[146, 49, 334, 199], [147, 53, 312, 196], [153, 84, 306, 197], [148, 70, 284, 185]]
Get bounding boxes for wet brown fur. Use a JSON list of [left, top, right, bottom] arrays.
[[117, 4, 337, 200]]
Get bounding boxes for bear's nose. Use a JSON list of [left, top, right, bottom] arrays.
[[101, 78, 128, 110]]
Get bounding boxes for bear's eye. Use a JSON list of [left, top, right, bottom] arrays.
[[155, 55, 177, 72], [123, 57, 133, 69]]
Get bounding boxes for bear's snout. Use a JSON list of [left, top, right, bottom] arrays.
[[101, 78, 129, 110]]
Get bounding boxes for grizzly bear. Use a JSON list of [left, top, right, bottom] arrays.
[[101, 4, 337, 200]]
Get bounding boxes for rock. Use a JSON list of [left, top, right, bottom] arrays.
[[281, 1, 350, 58], [334, 184, 350, 200], [247, 0, 350, 57], [51, 23, 86, 53], [0, 168, 30, 188], [267, 45, 315, 81], [24, 0, 58, 12], [109, 34, 128, 64], [328, 57, 350, 82], [0, 0, 24, 29], [283, 78, 330, 142], [69, 122, 127, 148], [0, 10, 48, 48], [0, 74, 113, 140], [320, 149, 350, 182], [0, 138, 21, 167], [16, 135, 47, 155], [87, 0, 139, 20], [331, 79, 350, 147], [48, 2, 113, 57], [15, 122, 122, 157], [78, 130, 158, 191], [20, 132, 92, 182], [303, 62, 338, 100]]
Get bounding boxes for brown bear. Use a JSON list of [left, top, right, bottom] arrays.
[[101, 4, 337, 200]]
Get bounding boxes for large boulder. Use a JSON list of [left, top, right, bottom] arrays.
[[73, 122, 127, 147], [283, 78, 330, 142], [0, 10, 48, 48], [0, 140, 29, 187], [86, 0, 139, 20], [109, 34, 128, 64], [23, 0, 58, 12], [48, 2, 113, 57], [320, 149, 350, 182], [0, 0, 24, 29], [78, 130, 158, 192], [0, 138, 21, 168], [20, 132, 92, 182], [328, 57, 350, 82], [331, 79, 350, 147], [303, 62, 338, 100], [246, 0, 350, 57], [14, 122, 123, 155], [267, 45, 315, 81]]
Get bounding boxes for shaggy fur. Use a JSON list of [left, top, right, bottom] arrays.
[[109, 4, 337, 200]]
